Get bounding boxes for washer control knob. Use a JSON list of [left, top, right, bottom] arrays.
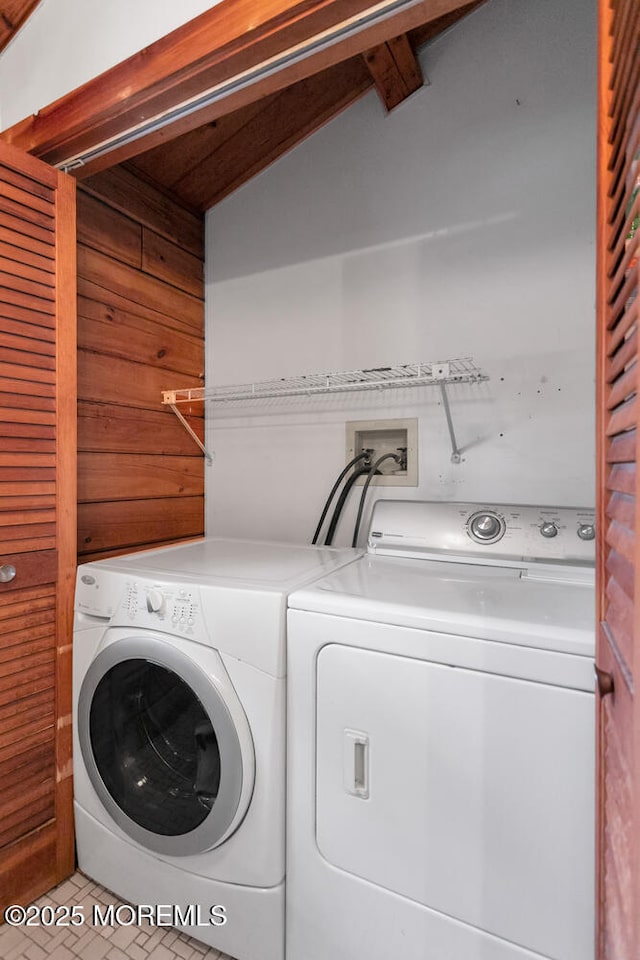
[[469, 512, 504, 543], [539, 521, 559, 538], [577, 523, 595, 541], [146, 588, 165, 614]]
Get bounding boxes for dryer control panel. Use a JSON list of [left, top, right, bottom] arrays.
[[368, 500, 596, 567]]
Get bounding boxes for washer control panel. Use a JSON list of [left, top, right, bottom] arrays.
[[117, 580, 204, 637], [368, 500, 596, 566]]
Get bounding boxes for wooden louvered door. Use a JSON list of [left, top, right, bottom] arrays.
[[596, 0, 640, 956], [0, 141, 76, 908]]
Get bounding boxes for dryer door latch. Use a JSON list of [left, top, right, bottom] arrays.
[[343, 729, 370, 799]]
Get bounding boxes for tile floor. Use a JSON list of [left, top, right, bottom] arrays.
[[0, 872, 235, 960]]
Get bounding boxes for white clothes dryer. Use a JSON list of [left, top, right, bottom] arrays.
[[286, 500, 596, 960], [73, 537, 357, 960]]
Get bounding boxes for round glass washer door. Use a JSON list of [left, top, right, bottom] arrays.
[[78, 635, 253, 857]]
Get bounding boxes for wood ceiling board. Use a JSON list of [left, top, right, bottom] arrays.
[[114, 2, 485, 211], [0, 0, 478, 171], [0, 0, 42, 53], [127, 97, 277, 190], [171, 56, 372, 210]]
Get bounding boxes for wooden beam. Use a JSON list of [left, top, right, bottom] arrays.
[[364, 33, 423, 111], [0, 0, 42, 54], [0, 0, 476, 174]]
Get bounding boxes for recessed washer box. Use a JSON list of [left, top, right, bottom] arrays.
[[345, 418, 418, 486]]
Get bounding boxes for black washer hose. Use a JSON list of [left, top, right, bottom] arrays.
[[311, 451, 370, 545], [352, 452, 400, 548], [323, 464, 375, 546]]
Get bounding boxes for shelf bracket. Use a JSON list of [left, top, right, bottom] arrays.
[[169, 403, 213, 463], [439, 383, 462, 464]]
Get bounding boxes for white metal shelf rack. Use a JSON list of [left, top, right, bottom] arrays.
[[162, 358, 489, 463]]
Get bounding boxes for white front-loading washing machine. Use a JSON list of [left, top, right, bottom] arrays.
[[286, 500, 596, 960], [73, 537, 357, 960]]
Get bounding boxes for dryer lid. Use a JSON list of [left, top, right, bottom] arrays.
[[288, 554, 595, 658]]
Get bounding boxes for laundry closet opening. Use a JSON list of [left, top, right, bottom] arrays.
[[35, 0, 491, 564], [0, 0, 601, 932]]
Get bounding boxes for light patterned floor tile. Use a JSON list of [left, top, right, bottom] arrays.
[[0, 873, 235, 960]]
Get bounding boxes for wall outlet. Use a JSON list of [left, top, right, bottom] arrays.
[[345, 418, 418, 486]]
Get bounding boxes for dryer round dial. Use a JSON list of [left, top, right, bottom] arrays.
[[577, 523, 595, 541], [539, 521, 559, 538], [467, 511, 506, 544]]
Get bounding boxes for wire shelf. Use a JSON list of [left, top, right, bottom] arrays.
[[162, 358, 489, 464], [161, 359, 488, 406]]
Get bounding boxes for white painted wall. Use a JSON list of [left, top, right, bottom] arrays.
[[0, 0, 222, 130], [204, 0, 596, 547]]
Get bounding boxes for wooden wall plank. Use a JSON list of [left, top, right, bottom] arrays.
[[141, 230, 203, 296], [78, 497, 204, 555], [77, 401, 204, 455], [76, 164, 205, 563], [76, 191, 142, 268], [78, 351, 203, 409], [79, 535, 203, 565], [78, 453, 204, 502], [81, 167, 203, 256], [77, 244, 203, 333], [77, 276, 198, 336], [78, 297, 203, 375]]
